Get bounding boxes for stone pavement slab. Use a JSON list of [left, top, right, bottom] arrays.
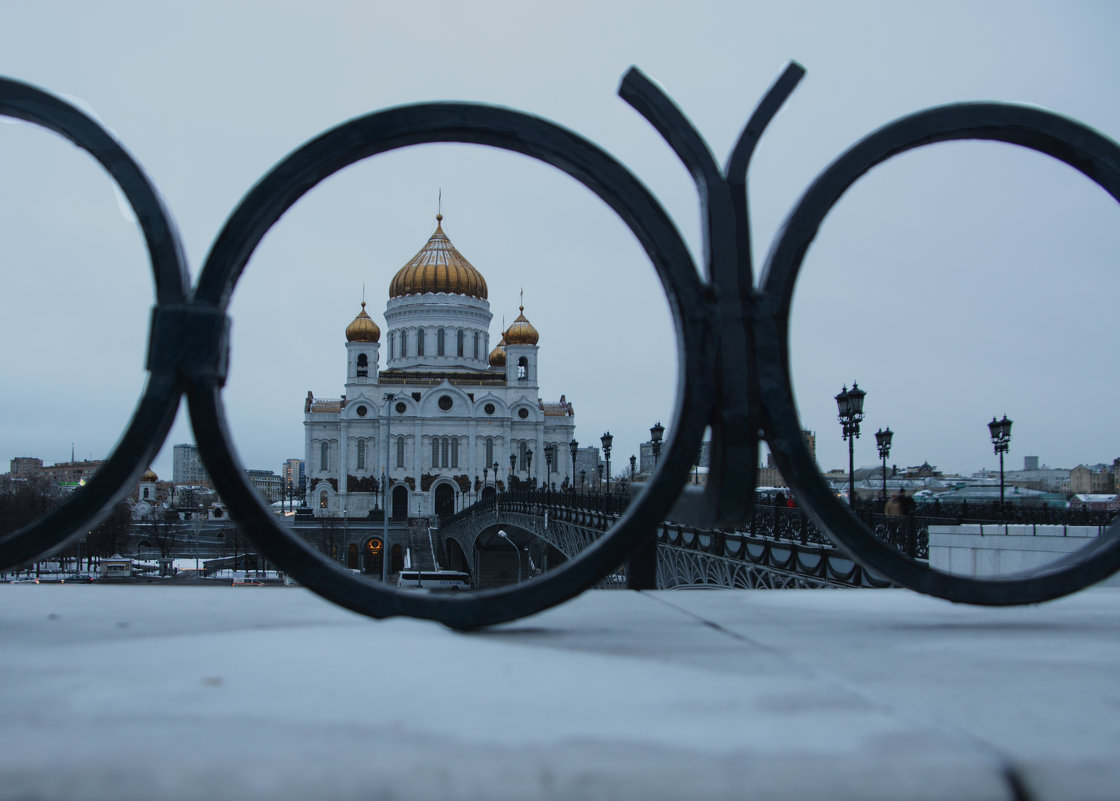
[[1, 584, 1117, 801]]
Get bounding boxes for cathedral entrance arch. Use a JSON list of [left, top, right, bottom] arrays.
[[391, 486, 408, 520], [434, 483, 455, 520], [364, 538, 383, 574], [481, 486, 496, 503]]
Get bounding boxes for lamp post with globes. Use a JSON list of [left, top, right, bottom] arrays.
[[509, 453, 516, 489], [526, 449, 533, 489], [835, 382, 866, 507], [988, 415, 1013, 513], [601, 432, 613, 495], [650, 421, 665, 467], [544, 444, 555, 493], [875, 427, 893, 503]]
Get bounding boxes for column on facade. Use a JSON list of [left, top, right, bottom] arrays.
[[339, 420, 349, 516]]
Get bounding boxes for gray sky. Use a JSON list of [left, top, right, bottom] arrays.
[[1, 0, 1118, 483]]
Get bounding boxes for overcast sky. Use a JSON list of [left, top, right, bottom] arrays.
[[1, 1, 1117, 484]]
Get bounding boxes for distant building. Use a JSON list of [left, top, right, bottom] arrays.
[[41, 459, 104, 487], [9, 457, 42, 477], [1024, 456, 1040, 471], [282, 458, 305, 494], [1070, 463, 1115, 495], [173, 443, 211, 488], [246, 469, 284, 503]]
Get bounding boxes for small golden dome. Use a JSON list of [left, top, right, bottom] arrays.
[[345, 301, 381, 343], [141, 469, 158, 482], [504, 305, 539, 345], [488, 336, 507, 367], [389, 215, 488, 300]]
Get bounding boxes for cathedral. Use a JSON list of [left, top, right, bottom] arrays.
[[304, 214, 577, 521]]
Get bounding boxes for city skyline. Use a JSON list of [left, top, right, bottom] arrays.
[[1, 2, 1117, 486]]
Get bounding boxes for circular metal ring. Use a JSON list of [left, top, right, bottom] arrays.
[[0, 78, 188, 570], [189, 102, 716, 627], [757, 102, 1120, 604]]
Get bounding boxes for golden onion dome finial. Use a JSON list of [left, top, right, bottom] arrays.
[[388, 214, 488, 300], [504, 298, 539, 345], [345, 300, 381, 343]]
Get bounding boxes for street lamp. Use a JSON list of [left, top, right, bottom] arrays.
[[875, 427, 893, 503], [601, 431, 613, 494], [835, 382, 866, 507], [497, 529, 521, 583], [544, 444, 555, 491], [629, 454, 636, 479], [650, 421, 664, 467], [569, 439, 578, 492], [526, 449, 533, 488], [509, 453, 517, 488], [988, 415, 1013, 512]]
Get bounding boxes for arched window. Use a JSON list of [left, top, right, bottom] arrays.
[[389, 331, 394, 359], [356, 440, 365, 470], [441, 437, 450, 468], [450, 437, 459, 468], [457, 329, 464, 357], [417, 329, 425, 356], [431, 438, 440, 468], [519, 440, 528, 471], [319, 490, 328, 509], [437, 328, 445, 356], [142, 487, 149, 500], [396, 437, 405, 468], [517, 356, 528, 381], [473, 331, 479, 358], [357, 353, 368, 378], [320, 441, 329, 471], [485, 437, 494, 465]]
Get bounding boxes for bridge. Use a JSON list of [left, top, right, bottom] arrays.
[[437, 490, 913, 590]]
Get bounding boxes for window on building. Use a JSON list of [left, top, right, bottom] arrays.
[[431, 438, 440, 468], [519, 440, 528, 471], [396, 437, 405, 468], [441, 437, 450, 468], [389, 331, 394, 359], [518, 356, 528, 381], [437, 328, 445, 356], [457, 329, 464, 357], [319, 490, 328, 509], [142, 487, 149, 500], [451, 437, 459, 468], [473, 331, 479, 358], [320, 441, 329, 471], [485, 438, 494, 465], [357, 353, 368, 377], [417, 329, 425, 356], [356, 440, 365, 470]]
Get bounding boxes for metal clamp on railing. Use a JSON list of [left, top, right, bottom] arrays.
[[3, 63, 1120, 628], [146, 304, 231, 385]]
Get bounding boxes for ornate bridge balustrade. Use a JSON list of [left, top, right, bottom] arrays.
[[439, 490, 915, 589]]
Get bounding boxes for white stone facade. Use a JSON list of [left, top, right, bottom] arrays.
[[304, 218, 576, 520]]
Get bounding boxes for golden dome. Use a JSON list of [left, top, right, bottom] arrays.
[[141, 469, 158, 482], [504, 305, 539, 345], [488, 336, 507, 367], [345, 301, 381, 343], [388, 215, 488, 300]]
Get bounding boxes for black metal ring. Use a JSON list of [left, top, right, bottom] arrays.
[[0, 77, 188, 570], [756, 102, 1120, 604], [188, 102, 717, 628]]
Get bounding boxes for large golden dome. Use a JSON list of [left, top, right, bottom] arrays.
[[345, 301, 381, 342], [388, 215, 488, 300], [141, 468, 158, 482], [504, 305, 539, 345]]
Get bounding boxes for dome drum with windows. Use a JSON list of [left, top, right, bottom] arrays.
[[304, 212, 574, 530]]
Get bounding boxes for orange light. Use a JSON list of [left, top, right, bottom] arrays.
[[367, 539, 382, 556]]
